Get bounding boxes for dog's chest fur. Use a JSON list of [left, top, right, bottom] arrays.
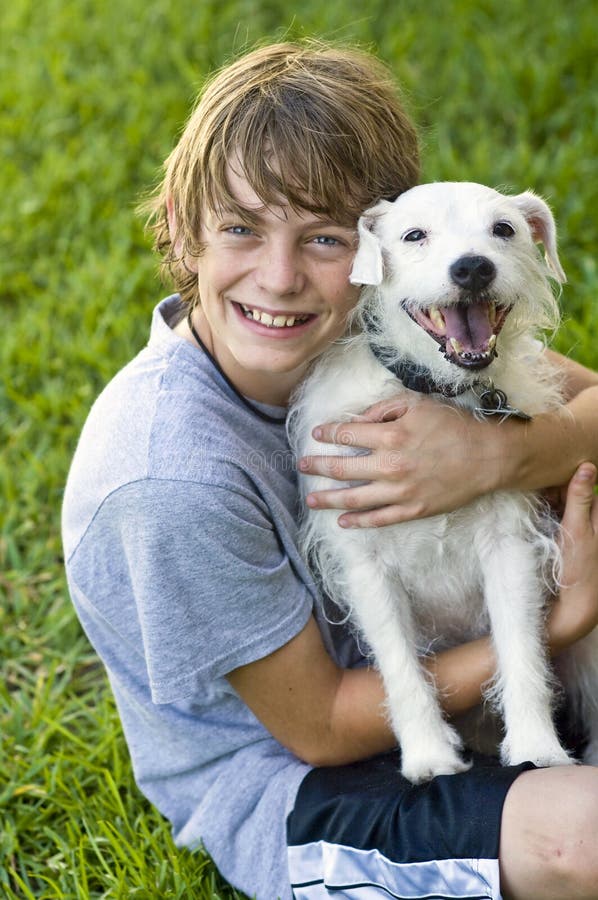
[[370, 512, 489, 644]]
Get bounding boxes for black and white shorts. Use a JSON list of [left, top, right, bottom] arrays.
[[287, 751, 535, 899]]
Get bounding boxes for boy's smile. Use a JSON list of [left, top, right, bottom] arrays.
[[180, 164, 361, 406], [235, 301, 314, 330]]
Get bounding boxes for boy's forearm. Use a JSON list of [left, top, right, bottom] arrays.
[[327, 637, 497, 766], [496, 385, 598, 494], [423, 636, 495, 715], [544, 349, 598, 398], [326, 667, 396, 764]]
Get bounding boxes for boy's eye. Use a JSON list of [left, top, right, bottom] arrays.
[[225, 225, 253, 235], [312, 235, 339, 246]]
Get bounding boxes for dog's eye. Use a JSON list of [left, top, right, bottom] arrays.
[[493, 221, 515, 238], [402, 229, 427, 242]]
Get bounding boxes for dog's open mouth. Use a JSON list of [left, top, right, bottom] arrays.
[[405, 300, 512, 369]]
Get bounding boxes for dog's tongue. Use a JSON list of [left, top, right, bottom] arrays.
[[442, 301, 493, 351]]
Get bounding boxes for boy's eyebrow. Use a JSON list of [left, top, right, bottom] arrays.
[[214, 204, 356, 230], [313, 217, 357, 231], [213, 203, 267, 219]]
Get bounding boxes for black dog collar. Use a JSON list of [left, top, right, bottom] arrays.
[[366, 335, 531, 421]]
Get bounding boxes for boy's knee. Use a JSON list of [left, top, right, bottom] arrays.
[[541, 808, 598, 899], [556, 791, 598, 898], [500, 766, 598, 900]]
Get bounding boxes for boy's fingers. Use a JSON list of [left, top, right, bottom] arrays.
[[359, 397, 411, 422], [562, 463, 597, 530], [569, 462, 597, 491]]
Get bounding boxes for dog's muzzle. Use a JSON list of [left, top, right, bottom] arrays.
[[404, 255, 511, 370]]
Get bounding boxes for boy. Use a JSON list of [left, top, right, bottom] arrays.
[[63, 42, 598, 899]]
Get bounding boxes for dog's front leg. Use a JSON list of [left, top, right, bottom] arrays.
[[338, 548, 469, 783], [475, 522, 573, 768]]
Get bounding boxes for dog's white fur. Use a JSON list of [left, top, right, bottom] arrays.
[[289, 182, 598, 782]]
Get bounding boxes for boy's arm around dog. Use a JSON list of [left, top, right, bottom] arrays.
[[299, 353, 598, 529]]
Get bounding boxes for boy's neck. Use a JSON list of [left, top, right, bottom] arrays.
[[173, 314, 301, 407]]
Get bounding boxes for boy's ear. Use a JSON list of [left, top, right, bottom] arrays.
[[350, 201, 392, 286], [166, 196, 178, 242], [511, 191, 566, 284], [166, 196, 194, 268]]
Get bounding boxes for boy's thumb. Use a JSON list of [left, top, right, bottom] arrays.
[[566, 463, 597, 507], [561, 463, 598, 541]]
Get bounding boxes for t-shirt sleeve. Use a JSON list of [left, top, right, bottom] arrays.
[[78, 477, 313, 704]]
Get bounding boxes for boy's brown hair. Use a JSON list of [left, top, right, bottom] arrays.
[[145, 41, 420, 308]]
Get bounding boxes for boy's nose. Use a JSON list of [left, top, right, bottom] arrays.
[[255, 244, 304, 296]]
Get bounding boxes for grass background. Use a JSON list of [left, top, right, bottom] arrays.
[[1, 0, 597, 896]]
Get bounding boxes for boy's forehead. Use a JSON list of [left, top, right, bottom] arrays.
[[223, 160, 312, 219], [224, 161, 271, 211], [211, 160, 354, 228]]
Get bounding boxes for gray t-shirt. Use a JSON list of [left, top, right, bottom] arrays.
[[62, 295, 363, 899]]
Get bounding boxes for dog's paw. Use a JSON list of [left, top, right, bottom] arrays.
[[500, 735, 575, 768], [400, 740, 471, 784], [401, 751, 471, 784]]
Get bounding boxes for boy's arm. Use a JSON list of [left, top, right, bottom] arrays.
[[299, 352, 598, 528], [543, 349, 598, 398], [227, 592, 592, 768], [227, 613, 493, 767]]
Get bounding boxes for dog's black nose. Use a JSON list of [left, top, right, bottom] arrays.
[[450, 255, 496, 292]]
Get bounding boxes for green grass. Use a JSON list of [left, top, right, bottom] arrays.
[[1, 0, 597, 896]]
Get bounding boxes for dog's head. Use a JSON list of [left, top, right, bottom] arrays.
[[350, 182, 564, 372]]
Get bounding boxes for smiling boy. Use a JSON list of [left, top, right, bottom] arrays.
[[63, 42, 598, 899], [170, 162, 361, 405]]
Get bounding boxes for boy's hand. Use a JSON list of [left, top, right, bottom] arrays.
[[299, 393, 511, 527], [299, 378, 598, 530], [547, 463, 598, 655]]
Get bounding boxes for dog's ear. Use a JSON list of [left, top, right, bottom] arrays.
[[511, 191, 566, 284], [350, 201, 393, 286]]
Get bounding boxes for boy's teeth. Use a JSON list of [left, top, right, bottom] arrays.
[[241, 305, 307, 327]]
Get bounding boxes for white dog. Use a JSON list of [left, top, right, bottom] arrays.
[[289, 182, 598, 783]]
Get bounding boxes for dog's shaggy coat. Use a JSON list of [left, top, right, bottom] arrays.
[[289, 182, 598, 783]]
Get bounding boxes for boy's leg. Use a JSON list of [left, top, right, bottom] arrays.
[[287, 750, 533, 899], [287, 752, 598, 900], [499, 765, 598, 900]]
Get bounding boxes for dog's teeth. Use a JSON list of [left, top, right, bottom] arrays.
[[488, 334, 497, 350], [449, 337, 464, 354], [429, 307, 445, 331]]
